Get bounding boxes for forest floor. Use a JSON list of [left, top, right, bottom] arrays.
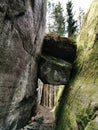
[[20, 105, 55, 130]]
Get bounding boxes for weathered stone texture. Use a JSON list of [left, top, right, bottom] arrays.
[[38, 35, 76, 85], [0, 0, 46, 130], [56, 0, 98, 130], [42, 35, 76, 63], [39, 55, 72, 85]]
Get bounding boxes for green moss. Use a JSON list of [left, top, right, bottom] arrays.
[[55, 1, 98, 130], [55, 94, 78, 130], [53, 86, 64, 111], [55, 85, 77, 130], [76, 103, 95, 130], [46, 32, 76, 45], [85, 120, 98, 130], [41, 55, 72, 68]]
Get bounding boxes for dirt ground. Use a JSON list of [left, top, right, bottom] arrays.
[[20, 105, 55, 130], [35, 105, 55, 124]]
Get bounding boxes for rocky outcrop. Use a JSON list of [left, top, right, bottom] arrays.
[[42, 35, 76, 63], [0, 0, 46, 130], [56, 0, 98, 130], [39, 55, 72, 85], [38, 35, 76, 85]]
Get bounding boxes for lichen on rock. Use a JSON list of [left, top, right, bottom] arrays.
[[0, 0, 47, 130], [55, 0, 98, 130], [39, 55, 72, 85], [38, 35, 76, 85]]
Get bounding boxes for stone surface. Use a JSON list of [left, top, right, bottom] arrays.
[[38, 35, 76, 85], [20, 105, 55, 130], [42, 35, 76, 63], [38, 55, 72, 85], [85, 116, 98, 130], [0, 0, 46, 130], [20, 121, 55, 130], [56, 0, 98, 130]]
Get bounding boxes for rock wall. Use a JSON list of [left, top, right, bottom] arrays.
[[0, 0, 46, 130], [56, 0, 98, 130]]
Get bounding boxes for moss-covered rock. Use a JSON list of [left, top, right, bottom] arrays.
[[39, 55, 72, 85], [39, 35, 76, 85], [56, 0, 98, 130], [42, 34, 76, 63], [85, 116, 98, 130]]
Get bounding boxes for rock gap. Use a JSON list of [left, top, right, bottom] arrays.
[[20, 35, 76, 130]]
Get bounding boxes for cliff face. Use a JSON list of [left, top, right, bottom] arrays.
[[0, 0, 46, 130], [56, 0, 98, 130]]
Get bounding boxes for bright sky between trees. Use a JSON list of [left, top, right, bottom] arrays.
[[52, 0, 92, 17], [46, 0, 93, 34]]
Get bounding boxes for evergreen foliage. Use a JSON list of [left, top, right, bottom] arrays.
[[53, 2, 65, 36], [47, 1, 65, 36], [66, 0, 77, 38], [47, 0, 78, 38]]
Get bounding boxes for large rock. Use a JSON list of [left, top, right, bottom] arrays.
[[56, 0, 98, 130], [38, 35, 76, 85], [42, 35, 76, 63], [0, 0, 46, 130], [39, 55, 72, 85]]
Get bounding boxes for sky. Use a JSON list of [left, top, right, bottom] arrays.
[[46, 0, 92, 33], [52, 0, 92, 18]]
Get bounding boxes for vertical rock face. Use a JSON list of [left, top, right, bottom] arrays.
[[56, 0, 98, 130], [0, 0, 46, 130]]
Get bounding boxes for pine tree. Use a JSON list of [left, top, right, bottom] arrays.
[[47, 1, 65, 36], [47, 0, 55, 32], [53, 2, 65, 36], [66, 0, 77, 38]]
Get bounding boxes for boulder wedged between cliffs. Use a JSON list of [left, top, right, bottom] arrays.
[[42, 35, 76, 63], [38, 35, 76, 85]]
